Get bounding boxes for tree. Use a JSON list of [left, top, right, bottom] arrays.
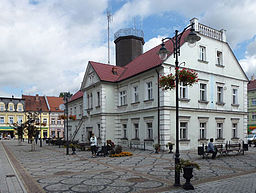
[[59, 92, 73, 98]]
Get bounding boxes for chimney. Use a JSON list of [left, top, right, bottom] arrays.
[[251, 74, 255, 81], [35, 94, 39, 102], [114, 28, 144, 67]]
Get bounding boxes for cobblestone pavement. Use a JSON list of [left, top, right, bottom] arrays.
[[2, 140, 256, 193]]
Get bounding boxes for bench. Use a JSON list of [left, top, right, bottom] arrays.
[[225, 141, 248, 155], [198, 143, 225, 159]]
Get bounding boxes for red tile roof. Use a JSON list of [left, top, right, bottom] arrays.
[[22, 94, 49, 112], [69, 90, 83, 102], [248, 79, 256, 91], [47, 96, 64, 112], [90, 30, 190, 82]]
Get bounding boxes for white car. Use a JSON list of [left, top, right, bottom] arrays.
[[247, 134, 256, 144]]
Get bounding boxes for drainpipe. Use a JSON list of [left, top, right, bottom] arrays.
[[156, 69, 160, 145]]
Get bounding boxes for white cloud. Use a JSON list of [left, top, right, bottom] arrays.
[[240, 55, 256, 80], [144, 36, 163, 53]]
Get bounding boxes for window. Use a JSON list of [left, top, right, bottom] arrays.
[[252, 98, 256, 106], [0, 104, 4, 111], [217, 123, 223, 139], [217, 86, 224, 103], [0, 117, 4, 124], [133, 86, 139, 103], [98, 124, 101, 138], [217, 51, 223, 65], [134, 123, 139, 139], [43, 118, 47, 124], [74, 107, 77, 116], [199, 122, 206, 139], [123, 124, 127, 138], [70, 108, 72, 115], [8, 116, 14, 124], [232, 89, 238, 104], [180, 83, 188, 99], [57, 119, 61, 125], [119, 90, 127, 106], [232, 123, 237, 138], [200, 83, 207, 101], [87, 93, 93, 109], [17, 105, 22, 112], [51, 118, 55, 125], [17, 116, 23, 124], [180, 122, 188, 140], [146, 82, 153, 100], [199, 46, 206, 61], [9, 104, 13, 111], [51, 131, 55, 137], [147, 122, 153, 139], [252, 113, 256, 120], [97, 91, 100, 107]]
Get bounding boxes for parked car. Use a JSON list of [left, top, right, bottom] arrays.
[[247, 134, 256, 144]]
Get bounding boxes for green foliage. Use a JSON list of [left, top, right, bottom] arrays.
[[176, 159, 200, 172]]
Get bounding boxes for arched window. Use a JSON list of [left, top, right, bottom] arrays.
[[0, 102, 5, 111]]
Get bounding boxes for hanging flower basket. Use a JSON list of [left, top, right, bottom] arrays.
[[159, 74, 175, 90], [58, 115, 67, 120], [69, 115, 76, 121], [178, 68, 198, 86]]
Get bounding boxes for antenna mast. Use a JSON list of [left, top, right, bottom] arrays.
[[107, 9, 112, 64]]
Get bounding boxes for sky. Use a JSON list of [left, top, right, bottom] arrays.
[[0, 0, 256, 97]]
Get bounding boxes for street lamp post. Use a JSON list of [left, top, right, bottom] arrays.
[[39, 108, 42, 147], [158, 23, 200, 186], [65, 95, 69, 155]]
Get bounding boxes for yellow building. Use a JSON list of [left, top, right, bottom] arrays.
[[0, 96, 25, 139]]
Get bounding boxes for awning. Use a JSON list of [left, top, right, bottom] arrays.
[[0, 126, 14, 131]]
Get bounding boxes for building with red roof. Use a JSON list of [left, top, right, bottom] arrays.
[[72, 18, 248, 150], [247, 75, 256, 133]]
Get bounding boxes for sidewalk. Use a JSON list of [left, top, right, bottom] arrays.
[[1, 140, 256, 193], [0, 141, 26, 193]]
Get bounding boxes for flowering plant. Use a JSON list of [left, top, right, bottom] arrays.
[[58, 115, 67, 120], [176, 159, 200, 172], [69, 115, 76, 121], [159, 73, 175, 90], [178, 68, 198, 86]]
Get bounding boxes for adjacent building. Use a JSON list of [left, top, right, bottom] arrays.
[[247, 75, 256, 133], [0, 96, 25, 139]]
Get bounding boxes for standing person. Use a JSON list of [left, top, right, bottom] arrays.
[[207, 138, 217, 159], [90, 133, 97, 157]]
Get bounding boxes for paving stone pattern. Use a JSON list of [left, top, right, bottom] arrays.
[[3, 141, 256, 193]]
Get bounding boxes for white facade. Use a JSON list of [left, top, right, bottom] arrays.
[[78, 18, 248, 150]]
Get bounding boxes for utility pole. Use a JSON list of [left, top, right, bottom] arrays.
[[107, 9, 112, 64]]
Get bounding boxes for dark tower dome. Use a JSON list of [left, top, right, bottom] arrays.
[[114, 28, 144, 67]]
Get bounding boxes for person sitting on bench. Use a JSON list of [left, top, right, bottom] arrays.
[[207, 138, 217, 159]]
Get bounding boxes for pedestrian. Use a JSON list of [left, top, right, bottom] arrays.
[[90, 133, 97, 157], [207, 138, 217, 159]]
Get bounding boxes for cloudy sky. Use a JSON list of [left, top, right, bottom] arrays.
[[0, 0, 256, 97]]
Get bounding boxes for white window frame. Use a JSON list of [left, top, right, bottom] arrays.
[[0, 104, 4, 111], [133, 86, 139, 103], [17, 116, 23, 124], [97, 91, 100, 107], [43, 118, 47, 124], [217, 123, 223, 139], [146, 82, 153, 100], [217, 86, 224, 103], [199, 122, 206, 139], [180, 83, 188, 99], [134, 123, 139, 139], [199, 46, 206, 61], [9, 104, 14, 111], [147, 122, 153, 139], [18, 105, 22, 112], [119, 90, 127, 106], [123, 124, 127, 139], [252, 98, 256, 106], [57, 119, 61, 125], [217, 51, 223, 65], [51, 118, 55, 125], [180, 122, 188, 140], [200, 83, 207, 101], [0, 117, 4, 124], [232, 88, 238, 104], [232, 123, 237, 138], [252, 113, 256, 120], [8, 116, 14, 124]]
